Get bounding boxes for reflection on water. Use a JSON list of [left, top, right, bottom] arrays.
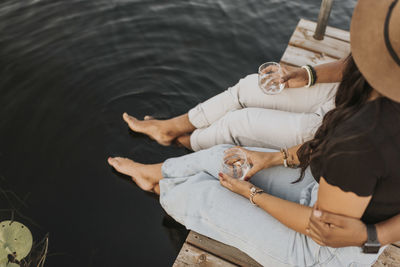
[[0, 0, 355, 265]]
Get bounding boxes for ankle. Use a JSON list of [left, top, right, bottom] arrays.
[[169, 114, 195, 135]]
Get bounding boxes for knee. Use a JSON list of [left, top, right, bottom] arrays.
[[221, 109, 250, 141], [205, 144, 234, 155], [297, 114, 322, 142], [236, 74, 260, 105]]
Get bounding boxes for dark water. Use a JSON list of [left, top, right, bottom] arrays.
[[0, 0, 356, 266]]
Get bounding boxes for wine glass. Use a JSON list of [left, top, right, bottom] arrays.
[[221, 148, 251, 180], [258, 62, 285, 95]]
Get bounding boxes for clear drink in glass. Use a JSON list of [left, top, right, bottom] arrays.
[[258, 62, 285, 95], [221, 148, 251, 180]]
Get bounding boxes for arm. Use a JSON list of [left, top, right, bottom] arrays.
[[307, 209, 400, 247], [280, 57, 347, 88], [231, 144, 301, 179], [376, 214, 400, 246], [219, 172, 313, 234], [313, 57, 347, 83], [219, 174, 372, 237]]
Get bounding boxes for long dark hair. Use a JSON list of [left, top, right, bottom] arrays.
[[296, 54, 374, 182]]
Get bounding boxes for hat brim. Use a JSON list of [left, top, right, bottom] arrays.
[[351, 0, 400, 102]]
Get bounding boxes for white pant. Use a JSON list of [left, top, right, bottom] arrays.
[[188, 74, 338, 151]]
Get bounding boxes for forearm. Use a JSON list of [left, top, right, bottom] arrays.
[[376, 214, 400, 246], [314, 57, 347, 83], [253, 192, 312, 235]]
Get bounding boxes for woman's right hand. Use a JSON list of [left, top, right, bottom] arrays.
[[225, 147, 281, 181], [280, 65, 309, 88]]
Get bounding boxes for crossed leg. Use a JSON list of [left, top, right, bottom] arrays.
[[121, 75, 338, 150]]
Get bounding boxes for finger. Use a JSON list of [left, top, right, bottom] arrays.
[[244, 166, 260, 180], [313, 209, 347, 227], [219, 172, 234, 182], [260, 65, 278, 74], [310, 208, 327, 231], [308, 224, 328, 246], [279, 72, 295, 83], [308, 232, 326, 246], [309, 219, 324, 236], [219, 173, 233, 189]]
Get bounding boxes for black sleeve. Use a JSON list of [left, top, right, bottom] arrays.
[[320, 133, 383, 196]]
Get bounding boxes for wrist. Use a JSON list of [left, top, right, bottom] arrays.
[[358, 224, 368, 247], [267, 152, 283, 167], [299, 68, 309, 87], [375, 222, 388, 246]]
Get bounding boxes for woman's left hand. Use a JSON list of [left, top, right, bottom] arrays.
[[219, 172, 254, 198]]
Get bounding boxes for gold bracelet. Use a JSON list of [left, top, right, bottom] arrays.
[[250, 186, 264, 206]]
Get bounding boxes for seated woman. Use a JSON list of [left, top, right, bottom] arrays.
[[108, 1, 400, 265], [123, 59, 344, 151]]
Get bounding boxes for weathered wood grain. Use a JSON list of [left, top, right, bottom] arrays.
[[280, 45, 337, 66], [372, 245, 400, 267], [298, 19, 350, 42], [289, 25, 350, 59], [186, 231, 262, 267], [173, 242, 236, 267]]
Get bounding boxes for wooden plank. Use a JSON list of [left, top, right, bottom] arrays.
[[289, 26, 350, 59], [298, 19, 350, 42], [173, 242, 237, 267], [280, 45, 337, 66], [372, 245, 400, 267], [186, 231, 262, 267]]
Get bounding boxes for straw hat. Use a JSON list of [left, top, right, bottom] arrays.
[[351, 0, 400, 102]]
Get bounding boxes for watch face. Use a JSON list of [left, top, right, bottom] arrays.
[[363, 243, 381, 254]]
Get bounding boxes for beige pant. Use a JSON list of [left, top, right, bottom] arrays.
[[188, 74, 338, 151]]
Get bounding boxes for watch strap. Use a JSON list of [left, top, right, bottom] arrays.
[[362, 224, 381, 254], [367, 224, 378, 243]]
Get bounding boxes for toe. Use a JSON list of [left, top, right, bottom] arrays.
[[107, 157, 118, 167], [144, 115, 154, 120], [123, 113, 137, 128]]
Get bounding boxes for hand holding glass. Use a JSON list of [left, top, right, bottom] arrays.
[[221, 148, 251, 180], [258, 62, 285, 94]]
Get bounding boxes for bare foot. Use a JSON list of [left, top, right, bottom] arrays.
[[123, 113, 176, 146], [108, 157, 160, 192], [176, 135, 192, 150], [144, 115, 154, 120]]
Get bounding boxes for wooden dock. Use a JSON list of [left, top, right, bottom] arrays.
[[173, 19, 400, 266]]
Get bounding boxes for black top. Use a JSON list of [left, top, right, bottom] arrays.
[[310, 97, 400, 224]]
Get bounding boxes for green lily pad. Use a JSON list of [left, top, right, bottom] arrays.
[[0, 221, 33, 264]]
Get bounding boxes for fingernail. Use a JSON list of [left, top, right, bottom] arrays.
[[218, 172, 223, 177], [306, 228, 310, 233], [313, 210, 322, 218]]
